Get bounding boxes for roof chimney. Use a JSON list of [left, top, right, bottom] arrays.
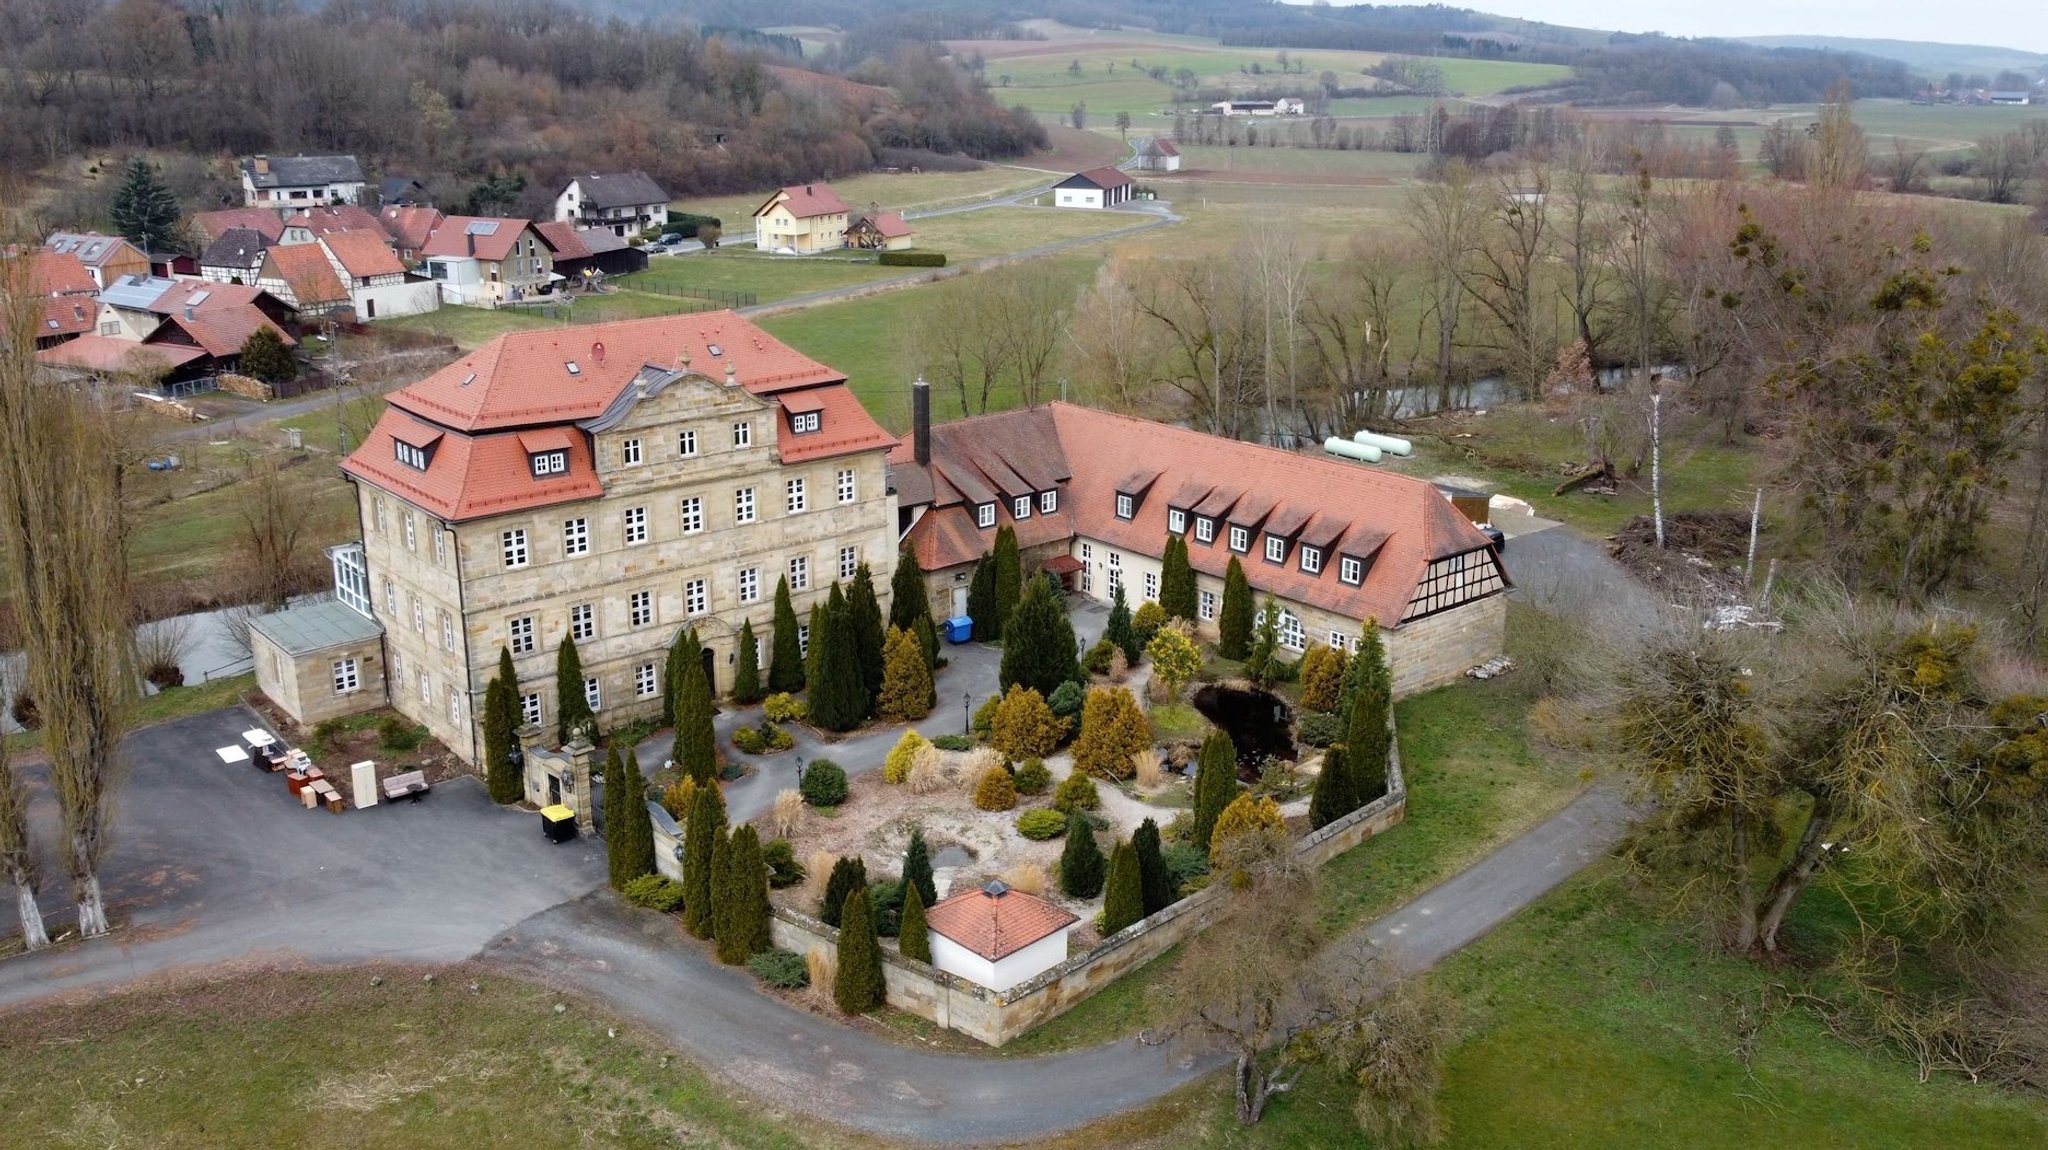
[[466, 230, 475, 257], [912, 375, 931, 467], [724, 361, 737, 386], [183, 306, 194, 321]]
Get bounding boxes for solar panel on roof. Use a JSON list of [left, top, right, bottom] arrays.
[[186, 290, 209, 306], [465, 221, 500, 235]]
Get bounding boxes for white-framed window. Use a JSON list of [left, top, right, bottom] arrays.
[[382, 577, 395, 617], [1041, 490, 1058, 514], [570, 603, 595, 641], [1080, 542, 1092, 561], [1079, 541, 1093, 592], [792, 411, 819, 434], [1116, 493, 1134, 520], [563, 517, 588, 556], [509, 615, 535, 654], [1200, 590, 1216, 620], [680, 496, 703, 534], [520, 691, 542, 726], [739, 566, 759, 603], [789, 555, 809, 591], [1265, 535, 1286, 563], [786, 478, 807, 514], [392, 649, 403, 680], [635, 663, 658, 698], [374, 497, 388, 533], [502, 529, 529, 568], [1013, 495, 1031, 520], [1196, 517, 1215, 544], [1229, 526, 1249, 553], [837, 468, 856, 504], [797, 624, 810, 657], [441, 610, 455, 652], [1278, 610, 1305, 652], [395, 440, 429, 470], [1330, 630, 1349, 652], [332, 658, 359, 694], [977, 503, 996, 528], [1168, 508, 1186, 533], [623, 506, 648, 545], [677, 429, 697, 457], [735, 487, 756, 524], [621, 437, 642, 465], [1339, 555, 1363, 586], [433, 529, 447, 565], [630, 589, 653, 627], [412, 596, 424, 634], [1107, 551, 1123, 595], [449, 687, 463, 725], [403, 511, 416, 551], [731, 421, 751, 448], [1144, 571, 1158, 601], [839, 546, 858, 580], [531, 451, 566, 477], [583, 677, 601, 711], [418, 670, 430, 705], [685, 578, 707, 616], [1300, 546, 1322, 574]]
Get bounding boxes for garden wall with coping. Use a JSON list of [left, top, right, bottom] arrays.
[[767, 738, 1407, 1047]]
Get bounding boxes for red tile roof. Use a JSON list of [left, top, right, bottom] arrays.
[[1153, 139, 1180, 157], [319, 231, 404, 280], [39, 295, 96, 339], [285, 204, 383, 235], [1071, 166, 1134, 190], [754, 183, 849, 220], [26, 250, 98, 296], [893, 403, 1501, 629], [143, 281, 298, 357], [421, 216, 537, 263], [776, 385, 896, 464], [349, 409, 605, 521], [379, 206, 443, 252], [37, 335, 204, 374], [193, 208, 287, 245], [864, 211, 913, 238], [925, 883, 1077, 962], [532, 221, 593, 260], [264, 243, 349, 306]]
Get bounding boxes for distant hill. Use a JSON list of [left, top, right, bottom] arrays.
[[1736, 36, 2048, 77]]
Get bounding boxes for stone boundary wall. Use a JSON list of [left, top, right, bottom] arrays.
[[767, 734, 1407, 1047]]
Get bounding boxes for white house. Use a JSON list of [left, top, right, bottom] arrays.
[[418, 217, 553, 306], [1137, 138, 1182, 173], [554, 171, 672, 237], [752, 183, 851, 253], [1052, 167, 1135, 210], [241, 155, 367, 207], [318, 232, 439, 320], [923, 880, 1077, 991]]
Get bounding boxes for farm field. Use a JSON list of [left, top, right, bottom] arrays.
[[669, 166, 1051, 236], [626, 251, 903, 305], [905, 205, 1150, 259], [1170, 144, 1420, 179]]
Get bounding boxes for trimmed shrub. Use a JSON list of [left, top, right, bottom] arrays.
[[1210, 792, 1287, 866], [884, 730, 929, 784], [747, 948, 809, 988], [1296, 709, 1342, 747], [902, 827, 938, 908], [1048, 679, 1086, 719], [878, 626, 933, 721], [668, 212, 722, 239], [1308, 744, 1359, 831], [879, 250, 946, 267], [1016, 808, 1067, 840], [1053, 771, 1101, 814], [899, 885, 931, 963], [1101, 840, 1144, 935], [763, 692, 806, 723], [661, 776, 698, 821], [1057, 813, 1106, 899], [988, 684, 1068, 761], [799, 759, 848, 806], [622, 874, 687, 912], [972, 765, 1018, 811], [820, 856, 868, 927], [763, 838, 806, 888], [867, 879, 906, 937], [733, 723, 791, 754], [1014, 757, 1052, 794], [1133, 817, 1174, 916], [931, 734, 976, 752], [1161, 842, 1210, 894], [1082, 637, 1118, 676], [1072, 686, 1152, 780], [1191, 730, 1239, 852], [1132, 601, 1167, 652], [834, 887, 886, 1014], [971, 693, 1001, 739]]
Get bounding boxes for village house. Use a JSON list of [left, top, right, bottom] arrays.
[[534, 222, 648, 284], [418, 216, 553, 306], [1136, 138, 1181, 173], [240, 154, 367, 207], [282, 204, 385, 244], [888, 386, 1509, 697], [379, 175, 430, 207], [379, 205, 444, 265], [43, 232, 150, 288], [1052, 167, 1134, 210], [252, 312, 899, 767], [554, 171, 671, 237], [925, 880, 1078, 991], [41, 277, 298, 387], [192, 207, 288, 248], [753, 183, 850, 254], [845, 210, 915, 252], [8, 248, 101, 348], [318, 231, 438, 320], [198, 227, 271, 285], [257, 242, 351, 320]]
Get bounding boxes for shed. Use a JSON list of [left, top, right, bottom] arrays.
[[250, 597, 386, 728], [924, 879, 1078, 991], [1433, 482, 1491, 528]]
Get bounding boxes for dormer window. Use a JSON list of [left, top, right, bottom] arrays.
[[1339, 555, 1365, 585], [1168, 508, 1186, 534], [394, 440, 429, 470], [791, 411, 820, 434], [1013, 495, 1031, 520], [1115, 493, 1134, 520], [977, 502, 996, 528], [1229, 525, 1249, 553], [1195, 517, 1215, 544], [1040, 490, 1058, 514], [531, 451, 566, 477], [1264, 535, 1287, 564], [1300, 545, 1322, 575]]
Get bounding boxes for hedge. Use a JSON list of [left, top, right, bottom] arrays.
[[670, 212, 722, 239], [879, 251, 946, 267], [1016, 808, 1067, 840]]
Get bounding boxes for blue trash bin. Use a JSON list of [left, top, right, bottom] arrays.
[[945, 616, 974, 644]]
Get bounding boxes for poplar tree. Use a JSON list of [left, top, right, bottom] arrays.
[[898, 883, 931, 963], [556, 633, 594, 744], [683, 783, 727, 937], [732, 618, 762, 704], [1218, 557, 1254, 660], [1159, 535, 1198, 622], [1102, 839, 1144, 935], [834, 887, 886, 1014], [1132, 817, 1173, 915], [903, 826, 938, 908], [992, 525, 1022, 637], [849, 563, 886, 710], [0, 723, 48, 950], [675, 647, 718, 786], [1191, 730, 1239, 851], [889, 545, 932, 634], [603, 746, 655, 890], [768, 575, 804, 693], [484, 646, 522, 803]]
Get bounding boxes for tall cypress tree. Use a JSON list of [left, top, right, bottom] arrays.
[[967, 556, 997, 641], [1218, 556, 1254, 660], [820, 855, 868, 927], [732, 618, 762, 704], [1159, 535, 1198, 622], [714, 824, 770, 961], [683, 783, 726, 937], [1338, 618, 1380, 721], [705, 825, 732, 940], [768, 575, 804, 693], [662, 629, 690, 726], [604, 746, 655, 890], [1308, 744, 1359, 830], [1132, 817, 1173, 915], [1346, 623, 1393, 802], [1104, 581, 1138, 664], [913, 613, 940, 674], [1101, 839, 1144, 935], [484, 646, 522, 804], [848, 563, 886, 713], [803, 601, 826, 699], [903, 826, 938, 909], [812, 584, 867, 732], [834, 887, 886, 1014], [108, 156, 180, 252], [889, 545, 932, 634], [1000, 573, 1081, 698], [556, 633, 594, 744], [898, 883, 931, 963], [992, 525, 1022, 638], [676, 649, 717, 786], [1191, 730, 1239, 851], [1058, 813, 1105, 899]]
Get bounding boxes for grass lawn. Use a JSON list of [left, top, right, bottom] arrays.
[[624, 250, 903, 305], [905, 207, 1148, 260], [126, 456, 359, 586], [1172, 145, 1420, 178], [3, 674, 258, 757], [670, 167, 1049, 233], [377, 296, 733, 351]]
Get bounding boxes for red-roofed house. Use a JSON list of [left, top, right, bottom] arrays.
[[753, 183, 850, 253], [845, 210, 915, 252], [1053, 167, 1134, 209], [1138, 138, 1181, 173], [419, 216, 553, 305], [379, 205, 443, 264], [258, 242, 351, 318], [924, 880, 1079, 991], [889, 384, 1508, 696], [6, 249, 100, 348], [192, 208, 289, 247], [284, 312, 897, 773], [318, 232, 438, 320], [282, 203, 385, 244]]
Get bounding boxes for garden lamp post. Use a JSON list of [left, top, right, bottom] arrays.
[[963, 691, 971, 736], [795, 754, 806, 787]]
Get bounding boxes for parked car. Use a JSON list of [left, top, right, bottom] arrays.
[[645, 243, 670, 255], [1479, 523, 1506, 551], [657, 232, 682, 245]]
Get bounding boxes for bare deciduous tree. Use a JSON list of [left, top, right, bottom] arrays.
[[236, 454, 308, 614], [1467, 167, 1554, 400], [0, 680, 50, 950], [1065, 259, 1169, 413], [1405, 161, 1483, 410]]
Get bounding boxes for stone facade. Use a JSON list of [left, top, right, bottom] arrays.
[[250, 626, 386, 727], [356, 372, 897, 765]]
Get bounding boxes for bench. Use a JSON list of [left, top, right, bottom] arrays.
[[382, 770, 430, 804]]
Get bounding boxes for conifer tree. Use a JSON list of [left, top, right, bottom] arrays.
[[768, 576, 805, 693], [109, 155, 180, 252], [898, 883, 931, 963], [1191, 730, 1239, 851], [811, 584, 867, 731], [1132, 817, 1173, 915], [1104, 581, 1138, 665], [661, 628, 693, 726], [683, 783, 727, 937], [902, 826, 938, 909], [992, 525, 1022, 638], [1338, 618, 1379, 719], [803, 601, 826, 696], [716, 825, 770, 963], [1101, 839, 1144, 935], [849, 563, 885, 710], [968, 555, 997, 641], [1072, 685, 1152, 780], [834, 886, 886, 1014], [705, 823, 732, 940], [913, 613, 940, 674], [607, 745, 657, 890], [999, 573, 1081, 699], [1159, 535, 1198, 622], [889, 545, 932, 634], [556, 633, 594, 744], [1346, 623, 1393, 802], [676, 647, 718, 786], [1245, 595, 1282, 686], [1308, 744, 1358, 830], [877, 626, 933, 721], [1058, 813, 1106, 898], [484, 646, 522, 803], [732, 618, 762, 704], [820, 855, 868, 927], [1218, 557, 1254, 660], [238, 327, 296, 383]]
